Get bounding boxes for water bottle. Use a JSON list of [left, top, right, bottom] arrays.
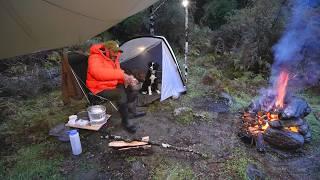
[[68, 129, 82, 155]]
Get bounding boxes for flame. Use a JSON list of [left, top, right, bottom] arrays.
[[261, 123, 269, 130], [275, 70, 289, 108]]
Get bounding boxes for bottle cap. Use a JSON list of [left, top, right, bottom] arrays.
[[67, 129, 78, 136]]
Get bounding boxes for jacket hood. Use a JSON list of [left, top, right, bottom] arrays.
[[89, 43, 121, 61], [90, 43, 106, 55]]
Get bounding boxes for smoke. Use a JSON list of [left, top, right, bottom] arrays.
[[271, 0, 320, 90], [250, 0, 320, 111]]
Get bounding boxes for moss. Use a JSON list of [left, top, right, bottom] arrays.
[[3, 144, 63, 180], [175, 110, 194, 125], [147, 100, 175, 113], [125, 156, 137, 163], [151, 159, 194, 180], [221, 148, 257, 180]]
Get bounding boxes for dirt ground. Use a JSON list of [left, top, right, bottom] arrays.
[[1, 56, 320, 179], [53, 95, 320, 180]]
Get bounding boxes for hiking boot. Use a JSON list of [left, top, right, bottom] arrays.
[[128, 102, 146, 118], [122, 119, 137, 133], [129, 111, 146, 118]]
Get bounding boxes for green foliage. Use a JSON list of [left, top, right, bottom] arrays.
[[110, 10, 149, 41], [214, 0, 284, 73], [201, 0, 238, 29], [120, 11, 148, 35], [154, 0, 187, 49], [47, 51, 61, 64]]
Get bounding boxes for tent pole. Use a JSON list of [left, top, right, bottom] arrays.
[[183, 1, 189, 83]]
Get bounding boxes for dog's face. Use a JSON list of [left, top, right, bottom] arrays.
[[148, 62, 159, 71]]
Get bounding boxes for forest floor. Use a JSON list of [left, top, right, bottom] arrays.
[[1, 54, 320, 179]]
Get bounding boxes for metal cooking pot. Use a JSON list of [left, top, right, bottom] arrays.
[[87, 105, 106, 125]]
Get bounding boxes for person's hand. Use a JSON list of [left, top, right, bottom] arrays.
[[124, 74, 139, 88], [130, 75, 138, 86], [124, 73, 131, 88]]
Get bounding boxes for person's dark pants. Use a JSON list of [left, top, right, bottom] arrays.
[[97, 85, 138, 122]]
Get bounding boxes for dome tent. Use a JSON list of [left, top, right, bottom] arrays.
[[120, 36, 186, 101]]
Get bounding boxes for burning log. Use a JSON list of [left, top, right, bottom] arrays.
[[256, 132, 265, 152], [280, 118, 304, 127], [280, 97, 311, 119], [264, 128, 304, 150], [268, 120, 282, 129]]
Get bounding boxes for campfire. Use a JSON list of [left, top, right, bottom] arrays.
[[239, 70, 312, 151]]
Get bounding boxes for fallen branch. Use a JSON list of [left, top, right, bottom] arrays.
[[118, 145, 151, 151], [102, 134, 208, 159]]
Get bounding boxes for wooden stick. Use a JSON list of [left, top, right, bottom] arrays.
[[103, 134, 208, 158], [109, 140, 148, 147], [118, 145, 151, 151]]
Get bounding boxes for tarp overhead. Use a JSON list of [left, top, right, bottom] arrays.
[[0, 0, 158, 59]]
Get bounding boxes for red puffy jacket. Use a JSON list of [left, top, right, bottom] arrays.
[[86, 43, 124, 94]]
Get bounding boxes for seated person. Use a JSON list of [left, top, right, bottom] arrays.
[[86, 41, 145, 133]]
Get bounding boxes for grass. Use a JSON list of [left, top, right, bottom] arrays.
[[220, 147, 257, 180], [174, 107, 194, 125], [147, 100, 176, 113], [0, 90, 86, 149], [151, 158, 195, 180], [300, 90, 320, 143], [0, 90, 87, 179], [1, 143, 63, 180], [182, 54, 265, 112]]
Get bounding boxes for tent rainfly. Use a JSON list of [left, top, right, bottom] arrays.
[[0, 0, 158, 59], [120, 36, 186, 101]]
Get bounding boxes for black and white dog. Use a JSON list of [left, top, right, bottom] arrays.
[[140, 62, 160, 95]]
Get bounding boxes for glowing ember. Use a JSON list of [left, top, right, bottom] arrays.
[[275, 70, 289, 108], [286, 126, 299, 133], [267, 112, 279, 121]]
